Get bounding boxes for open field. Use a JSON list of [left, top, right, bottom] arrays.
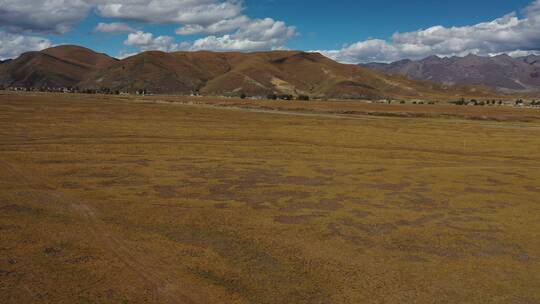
[[1, 92, 539, 303]]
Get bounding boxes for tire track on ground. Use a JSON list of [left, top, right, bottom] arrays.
[[0, 157, 196, 304]]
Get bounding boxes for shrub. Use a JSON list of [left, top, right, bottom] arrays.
[[297, 95, 310, 101], [240, 93, 247, 99], [450, 99, 466, 105], [278, 94, 293, 100], [267, 94, 277, 100]]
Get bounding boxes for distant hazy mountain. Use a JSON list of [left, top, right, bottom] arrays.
[[0, 45, 497, 100], [362, 54, 540, 92]]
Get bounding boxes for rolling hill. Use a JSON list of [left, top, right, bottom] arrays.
[[362, 54, 540, 92], [1, 45, 500, 100], [0, 45, 116, 88]]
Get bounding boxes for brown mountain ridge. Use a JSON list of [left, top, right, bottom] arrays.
[[1, 45, 500, 100], [0, 45, 116, 88]]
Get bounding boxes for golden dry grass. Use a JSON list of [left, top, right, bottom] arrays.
[[1, 92, 539, 303]]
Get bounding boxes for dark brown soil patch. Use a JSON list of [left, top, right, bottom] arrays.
[[395, 213, 445, 226], [341, 218, 398, 236], [153, 185, 180, 198], [524, 185, 540, 193], [351, 210, 373, 218], [274, 214, 321, 224], [61, 181, 81, 189]]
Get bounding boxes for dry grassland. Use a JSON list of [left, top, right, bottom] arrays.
[[1, 92, 539, 303]]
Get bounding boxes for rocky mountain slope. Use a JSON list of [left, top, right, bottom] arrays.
[[362, 54, 540, 92]]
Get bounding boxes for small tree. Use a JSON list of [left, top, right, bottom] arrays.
[[278, 94, 293, 100], [267, 94, 277, 100], [240, 92, 247, 99], [297, 95, 310, 101]]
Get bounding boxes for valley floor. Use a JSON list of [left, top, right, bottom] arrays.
[[1, 93, 539, 303]]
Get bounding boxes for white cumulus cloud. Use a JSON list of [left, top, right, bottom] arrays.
[[320, 0, 540, 63], [95, 0, 242, 26], [93, 22, 135, 34], [124, 31, 182, 52], [185, 18, 296, 52], [0, 0, 92, 34], [176, 16, 250, 36], [0, 0, 297, 54], [0, 31, 52, 59]]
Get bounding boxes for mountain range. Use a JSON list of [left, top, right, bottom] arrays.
[[0, 45, 501, 100], [362, 54, 540, 92]]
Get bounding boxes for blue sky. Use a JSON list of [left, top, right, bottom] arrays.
[[244, 0, 532, 50], [1, 0, 539, 62]]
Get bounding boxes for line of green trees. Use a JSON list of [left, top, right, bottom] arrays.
[[265, 94, 309, 101], [450, 98, 505, 106]]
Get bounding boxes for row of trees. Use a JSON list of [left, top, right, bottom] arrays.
[[0, 86, 152, 96], [239, 93, 310, 101], [450, 98, 505, 106], [448, 98, 540, 106]]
